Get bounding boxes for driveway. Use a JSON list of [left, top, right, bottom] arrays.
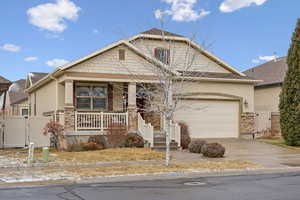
[[171, 138, 300, 168]]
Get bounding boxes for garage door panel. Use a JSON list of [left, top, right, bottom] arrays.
[[175, 100, 239, 138]]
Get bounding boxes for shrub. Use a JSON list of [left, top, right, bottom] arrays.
[[83, 142, 105, 151], [279, 19, 300, 146], [178, 121, 191, 149], [201, 143, 225, 158], [123, 133, 144, 148], [88, 135, 108, 149], [43, 122, 67, 151], [68, 143, 85, 152], [188, 140, 207, 153], [106, 122, 128, 148]]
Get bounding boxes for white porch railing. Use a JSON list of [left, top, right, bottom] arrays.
[[162, 115, 181, 148], [137, 113, 154, 147], [75, 112, 128, 131], [171, 122, 181, 148]]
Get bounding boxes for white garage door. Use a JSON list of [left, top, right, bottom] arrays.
[[175, 100, 239, 138]]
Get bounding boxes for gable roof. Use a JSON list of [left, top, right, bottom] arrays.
[[178, 71, 256, 80], [243, 57, 287, 87], [8, 79, 27, 105], [28, 28, 259, 92], [141, 28, 184, 38], [0, 76, 11, 84], [29, 72, 48, 85]]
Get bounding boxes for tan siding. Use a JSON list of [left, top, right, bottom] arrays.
[[178, 81, 254, 112], [131, 39, 231, 73], [254, 86, 281, 112], [58, 83, 65, 110], [67, 46, 156, 76], [34, 80, 56, 116]]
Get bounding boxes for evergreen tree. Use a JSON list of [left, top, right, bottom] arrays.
[[279, 19, 300, 146]]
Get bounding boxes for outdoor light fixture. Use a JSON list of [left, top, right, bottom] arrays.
[[244, 99, 249, 107]]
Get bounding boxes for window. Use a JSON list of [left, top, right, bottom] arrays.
[[76, 84, 108, 110], [154, 48, 170, 64], [21, 108, 29, 117], [119, 49, 125, 60]]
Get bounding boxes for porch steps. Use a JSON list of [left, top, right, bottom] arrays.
[[152, 135, 179, 151]]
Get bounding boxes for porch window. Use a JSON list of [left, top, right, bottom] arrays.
[[154, 48, 170, 64], [76, 84, 108, 110]]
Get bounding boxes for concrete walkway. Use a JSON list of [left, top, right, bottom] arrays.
[[171, 138, 300, 168]]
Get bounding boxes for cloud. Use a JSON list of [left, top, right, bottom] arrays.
[[93, 29, 99, 34], [220, 0, 267, 13], [252, 55, 278, 64], [155, 0, 210, 22], [24, 57, 38, 62], [27, 0, 80, 32], [46, 58, 69, 67], [1, 44, 21, 52]]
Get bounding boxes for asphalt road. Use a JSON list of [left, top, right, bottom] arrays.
[[1, 172, 300, 200]]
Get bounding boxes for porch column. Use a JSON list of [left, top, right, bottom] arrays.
[[64, 80, 75, 132], [127, 82, 137, 133]]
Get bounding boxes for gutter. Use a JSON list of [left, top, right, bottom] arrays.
[[175, 76, 263, 84]]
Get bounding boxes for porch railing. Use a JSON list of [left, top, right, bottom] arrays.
[[137, 113, 154, 147], [75, 112, 128, 131]]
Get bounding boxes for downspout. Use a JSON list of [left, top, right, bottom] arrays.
[[50, 75, 59, 122]]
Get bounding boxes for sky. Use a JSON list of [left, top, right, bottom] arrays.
[[0, 0, 299, 81]]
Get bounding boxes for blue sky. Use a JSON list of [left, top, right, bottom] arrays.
[[0, 0, 299, 81]]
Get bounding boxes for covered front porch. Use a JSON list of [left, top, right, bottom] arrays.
[[58, 75, 180, 148]]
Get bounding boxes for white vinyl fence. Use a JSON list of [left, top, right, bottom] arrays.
[[0, 116, 50, 148]]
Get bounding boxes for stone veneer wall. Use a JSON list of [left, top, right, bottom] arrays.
[[64, 107, 75, 131], [271, 112, 281, 135], [240, 112, 255, 135]]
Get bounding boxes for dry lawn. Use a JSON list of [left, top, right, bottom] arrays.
[[0, 148, 165, 164], [41, 160, 258, 177], [256, 138, 300, 150]]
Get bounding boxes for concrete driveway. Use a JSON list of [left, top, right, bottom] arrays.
[[171, 138, 300, 168]]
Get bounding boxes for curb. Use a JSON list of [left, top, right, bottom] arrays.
[[1, 166, 300, 188]]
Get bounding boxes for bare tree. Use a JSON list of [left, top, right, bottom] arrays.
[[114, 22, 208, 166]]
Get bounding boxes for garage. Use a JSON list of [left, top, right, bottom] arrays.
[[174, 99, 240, 138]]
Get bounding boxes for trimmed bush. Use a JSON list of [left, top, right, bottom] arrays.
[[68, 143, 85, 152], [88, 135, 108, 149], [83, 142, 105, 151], [124, 133, 144, 148], [188, 140, 207, 153], [178, 121, 191, 149], [201, 143, 225, 158]]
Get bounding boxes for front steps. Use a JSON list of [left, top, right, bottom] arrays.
[[152, 133, 179, 151]]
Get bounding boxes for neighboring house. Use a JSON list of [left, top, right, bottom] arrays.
[[26, 28, 259, 145], [0, 76, 11, 112], [243, 57, 287, 134], [5, 73, 48, 117]]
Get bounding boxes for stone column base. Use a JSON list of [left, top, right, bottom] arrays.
[[64, 106, 75, 132], [127, 106, 137, 133], [240, 112, 255, 135]]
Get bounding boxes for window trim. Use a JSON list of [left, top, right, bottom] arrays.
[[154, 47, 170, 65], [75, 83, 108, 111], [119, 49, 125, 61]]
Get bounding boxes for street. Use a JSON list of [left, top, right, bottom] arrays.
[[1, 172, 300, 200]]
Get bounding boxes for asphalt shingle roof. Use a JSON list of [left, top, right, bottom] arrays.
[[141, 28, 184, 38], [243, 57, 287, 87]]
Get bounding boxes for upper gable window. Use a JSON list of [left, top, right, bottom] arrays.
[[154, 48, 170, 64], [119, 49, 125, 61]]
